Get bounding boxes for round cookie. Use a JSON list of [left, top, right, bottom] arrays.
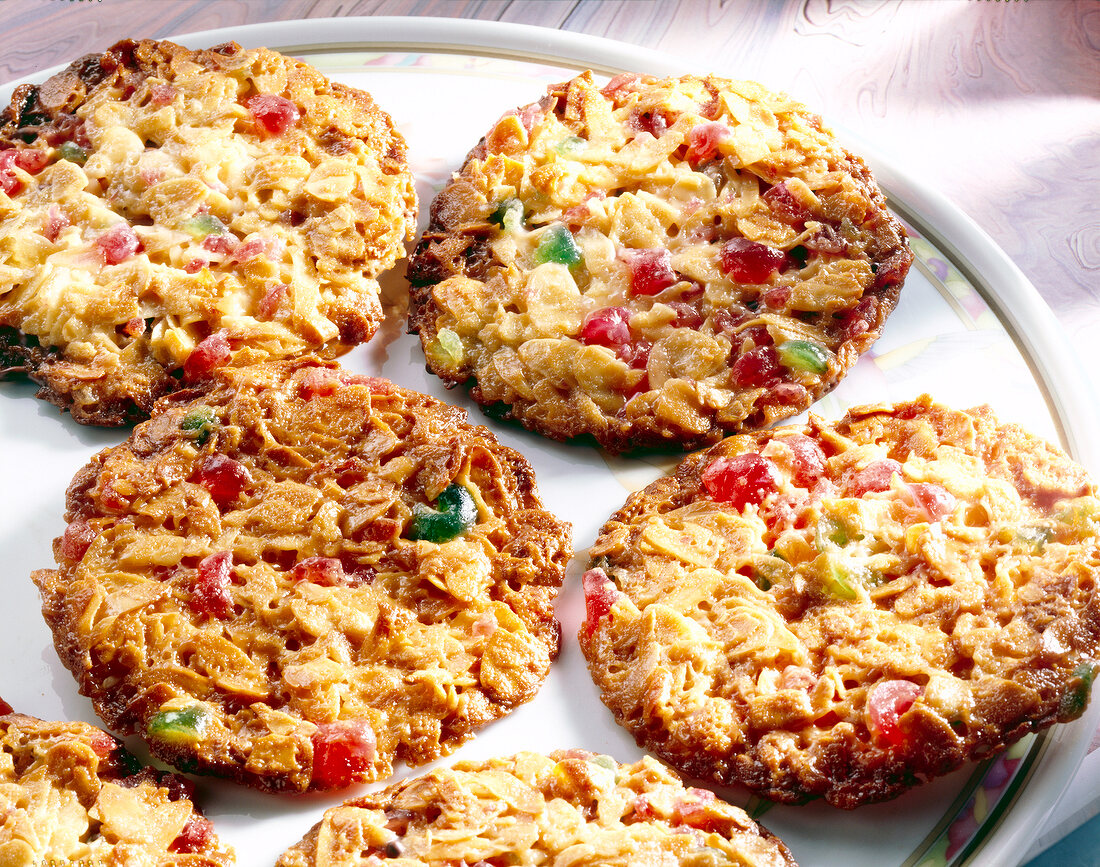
[[34, 359, 571, 793], [0, 39, 416, 425], [0, 706, 233, 864], [579, 396, 1100, 807], [276, 750, 798, 867], [408, 72, 911, 452]]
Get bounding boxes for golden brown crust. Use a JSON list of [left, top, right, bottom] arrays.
[[276, 750, 798, 867], [34, 359, 571, 793], [408, 72, 911, 452], [0, 710, 234, 864], [579, 396, 1100, 807], [0, 39, 417, 425]]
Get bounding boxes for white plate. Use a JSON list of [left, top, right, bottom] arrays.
[[2, 17, 1098, 867]]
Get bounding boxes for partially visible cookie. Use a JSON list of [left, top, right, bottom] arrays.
[[0, 706, 233, 864], [0, 39, 416, 425], [579, 396, 1100, 807], [409, 72, 911, 452], [276, 750, 798, 867], [34, 359, 571, 792]]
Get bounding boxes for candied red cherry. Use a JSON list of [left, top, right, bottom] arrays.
[[907, 482, 956, 521], [196, 454, 252, 506], [846, 459, 902, 497], [43, 206, 71, 242], [170, 815, 215, 854], [191, 551, 234, 619], [762, 285, 792, 309], [702, 453, 780, 510], [719, 237, 786, 283], [780, 434, 826, 487], [311, 720, 377, 789], [579, 306, 631, 349], [60, 520, 98, 561], [685, 122, 730, 164], [867, 680, 922, 747], [731, 345, 782, 389], [292, 556, 346, 587], [582, 569, 620, 637], [762, 182, 810, 226], [183, 330, 231, 381], [96, 223, 142, 265], [667, 301, 704, 329], [247, 95, 300, 136], [623, 248, 677, 296]]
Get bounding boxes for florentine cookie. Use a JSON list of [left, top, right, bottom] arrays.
[[579, 396, 1100, 807], [0, 705, 233, 864], [0, 39, 416, 425], [408, 72, 911, 452], [34, 359, 571, 792], [276, 750, 798, 867]]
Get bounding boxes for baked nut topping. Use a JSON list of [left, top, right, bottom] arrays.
[[276, 750, 798, 866], [0, 708, 233, 864], [409, 72, 911, 452], [0, 39, 416, 425], [34, 359, 571, 792], [580, 396, 1100, 807]]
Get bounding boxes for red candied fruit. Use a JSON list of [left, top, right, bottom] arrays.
[[628, 109, 669, 138], [667, 301, 704, 329], [170, 815, 215, 854], [247, 95, 300, 137], [150, 84, 178, 106], [183, 330, 232, 381], [291, 556, 346, 587], [258, 283, 289, 320], [61, 520, 98, 561], [0, 698, 11, 715], [685, 122, 730, 164], [834, 297, 879, 341], [780, 434, 826, 487], [804, 224, 848, 255], [579, 306, 631, 349], [762, 285, 792, 309], [196, 454, 252, 506], [86, 730, 117, 759], [582, 569, 619, 637], [96, 223, 142, 265], [622, 248, 678, 296], [719, 237, 787, 284], [44, 206, 71, 243], [311, 720, 377, 789], [0, 148, 49, 196], [191, 551, 234, 619], [731, 345, 783, 389], [702, 453, 780, 511], [867, 680, 922, 747], [762, 182, 810, 226], [908, 482, 956, 521], [600, 73, 644, 99], [846, 459, 903, 497], [201, 233, 238, 256], [618, 340, 651, 371]]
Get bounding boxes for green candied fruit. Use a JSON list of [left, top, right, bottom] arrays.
[[490, 197, 524, 233], [183, 213, 228, 239], [1015, 525, 1053, 552], [57, 140, 87, 165], [777, 339, 829, 375], [555, 135, 585, 156], [146, 705, 209, 744], [180, 405, 218, 446], [1058, 661, 1098, 720], [426, 327, 464, 370], [590, 754, 616, 772], [409, 483, 478, 543], [534, 224, 582, 267], [816, 516, 850, 549], [819, 553, 858, 601]]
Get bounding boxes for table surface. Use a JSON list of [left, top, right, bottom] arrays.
[[2, 1, 1098, 865]]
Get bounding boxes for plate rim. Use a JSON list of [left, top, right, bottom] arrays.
[[3, 16, 1097, 867]]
